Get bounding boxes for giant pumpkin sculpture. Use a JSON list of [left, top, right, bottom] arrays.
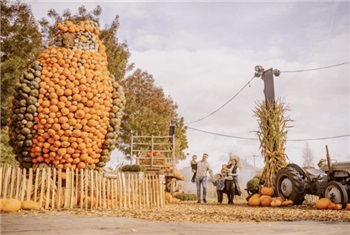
[[9, 20, 125, 170]]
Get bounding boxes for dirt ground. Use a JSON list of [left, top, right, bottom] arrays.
[[1, 201, 350, 235]]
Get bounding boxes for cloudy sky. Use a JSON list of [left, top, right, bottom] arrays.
[[28, 1, 349, 173]]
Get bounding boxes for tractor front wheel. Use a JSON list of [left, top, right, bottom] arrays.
[[275, 166, 306, 205], [324, 181, 348, 208]]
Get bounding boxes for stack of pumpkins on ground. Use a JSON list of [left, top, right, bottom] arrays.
[[9, 20, 125, 170], [0, 198, 41, 213], [315, 198, 350, 210], [247, 187, 294, 207], [165, 192, 180, 203]]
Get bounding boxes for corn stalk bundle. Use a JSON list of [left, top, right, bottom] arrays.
[[253, 99, 292, 187]]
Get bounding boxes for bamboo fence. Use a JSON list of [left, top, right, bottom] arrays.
[[0, 165, 165, 210]]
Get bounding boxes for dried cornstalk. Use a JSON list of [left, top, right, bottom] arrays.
[[254, 99, 293, 187]]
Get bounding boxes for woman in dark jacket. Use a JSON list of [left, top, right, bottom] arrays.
[[225, 156, 241, 204]]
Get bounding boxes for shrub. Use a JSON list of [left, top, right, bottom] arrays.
[[120, 164, 146, 172]]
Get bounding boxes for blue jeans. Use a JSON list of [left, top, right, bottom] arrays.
[[195, 176, 208, 201]]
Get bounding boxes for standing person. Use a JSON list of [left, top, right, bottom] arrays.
[[225, 155, 241, 204], [213, 173, 225, 204], [195, 153, 214, 203], [190, 155, 198, 183]]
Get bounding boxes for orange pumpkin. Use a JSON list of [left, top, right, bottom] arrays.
[[260, 187, 274, 196], [282, 199, 294, 206], [270, 199, 282, 207], [248, 194, 261, 206], [334, 204, 343, 210], [315, 198, 331, 209], [346, 203, 350, 210], [327, 202, 336, 210], [260, 195, 272, 206], [0, 199, 22, 213]]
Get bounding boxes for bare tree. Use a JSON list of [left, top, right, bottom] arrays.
[[302, 143, 314, 167]]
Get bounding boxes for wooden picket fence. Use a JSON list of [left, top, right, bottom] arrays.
[[0, 165, 165, 210]]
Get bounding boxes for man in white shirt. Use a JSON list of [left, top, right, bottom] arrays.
[[195, 153, 214, 203]]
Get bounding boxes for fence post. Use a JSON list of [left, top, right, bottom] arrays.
[[3, 165, 12, 199], [45, 168, 51, 209], [58, 168, 62, 210], [34, 168, 40, 203], [39, 168, 45, 208], [9, 167, 16, 199], [52, 169, 56, 210], [0, 165, 3, 197]]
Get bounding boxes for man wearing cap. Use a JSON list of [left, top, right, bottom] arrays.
[[195, 153, 214, 203]]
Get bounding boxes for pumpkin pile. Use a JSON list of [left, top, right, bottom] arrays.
[[315, 198, 346, 210], [247, 187, 294, 207], [0, 198, 41, 213], [165, 192, 180, 203], [8, 20, 125, 170]]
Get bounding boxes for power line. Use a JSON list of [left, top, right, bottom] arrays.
[[185, 76, 256, 125], [187, 126, 350, 141], [187, 127, 257, 140], [281, 62, 350, 73], [288, 134, 350, 141]]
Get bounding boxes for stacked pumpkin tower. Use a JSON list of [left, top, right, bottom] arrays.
[[9, 20, 125, 170]]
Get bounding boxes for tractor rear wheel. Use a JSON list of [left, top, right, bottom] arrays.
[[275, 166, 306, 205], [324, 181, 348, 208]]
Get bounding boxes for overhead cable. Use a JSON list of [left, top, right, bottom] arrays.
[[281, 62, 349, 73], [187, 126, 350, 141], [185, 76, 256, 125]]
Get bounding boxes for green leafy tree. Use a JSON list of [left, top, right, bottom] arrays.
[[119, 69, 188, 162], [1, 0, 42, 127], [0, 127, 17, 165]]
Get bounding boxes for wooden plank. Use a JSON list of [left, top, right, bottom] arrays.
[[15, 167, 21, 200], [45, 168, 51, 209], [102, 175, 106, 209], [20, 168, 26, 202], [84, 169, 88, 209], [145, 175, 149, 208], [57, 169, 62, 210], [70, 169, 75, 209], [0, 165, 3, 197], [152, 175, 156, 207], [9, 167, 16, 199], [39, 168, 46, 209], [3, 165, 12, 199], [121, 173, 126, 209], [127, 173, 131, 208], [156, 176, 160, 208], [138, 174, 142, 209], [96, 171, 100, 208], [79, 169, 83, 209], [64, 169, 69, 209], [74, 169, 79, 209], [33, 168, 40, 202], [90, 169, 94, 209], [26, 168, 33, 201], [131, 174, 135, 209], [107, 178, 110, 209], [118, 172, 122, 209], [110, 178, 114, 209], [52, 169, 56, 210]]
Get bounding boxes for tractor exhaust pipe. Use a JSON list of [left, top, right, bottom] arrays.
[[325, 145, 333, 175]]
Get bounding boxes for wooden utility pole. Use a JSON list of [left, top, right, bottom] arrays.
[[254, 65, 280, 101]]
